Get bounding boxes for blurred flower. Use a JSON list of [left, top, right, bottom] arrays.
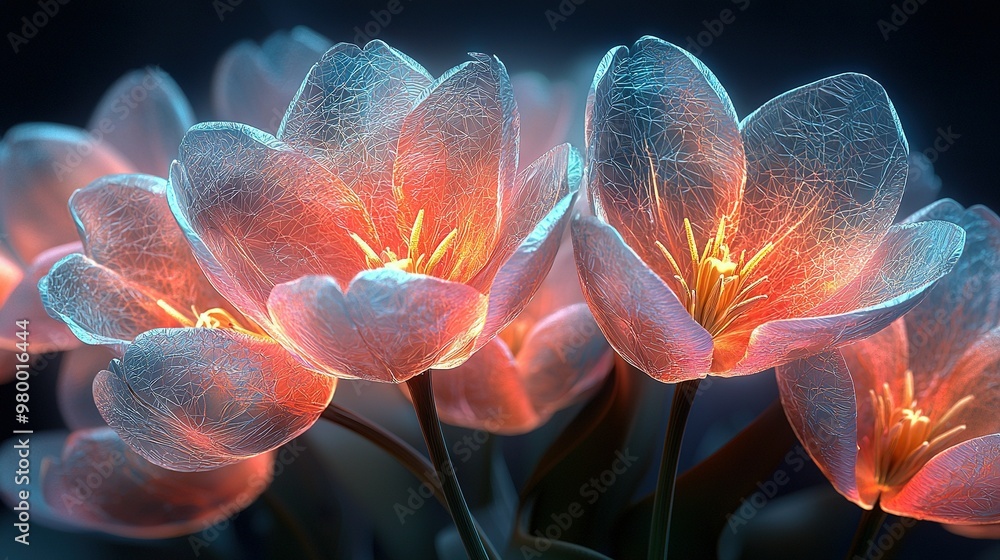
[[510, 72, 575, 168], [169, 40, 579, 385], [212, 26, 333, 133], [0, 428, 275, 538], [777, 200, 1000, 524], [430, 233, 612, 434], [40, 174, 335, 470], [898, 152, 943, 219], [573, 36, 965, 382]]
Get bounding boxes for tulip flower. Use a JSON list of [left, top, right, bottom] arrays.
[[40, 174, 335, 471], [777, 200, 1000, 525], [573, 36, 965, 382], [169, 41, 580, 385]]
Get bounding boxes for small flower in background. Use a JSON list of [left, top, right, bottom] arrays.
[[898, 152, 943, 220], [212, 26, 333, 134], [40, 175, 336, 471], [777, 200, 1000, 524], [169, 40, 579, 385], [573, 35, 965, 383]]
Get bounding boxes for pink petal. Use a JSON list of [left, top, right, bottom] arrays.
[[737, 73, 908, 319], [86, 68, 195, 176], [729, 220, 964, 376], [279, 40, 432, 240], [0, 243, 82, 353], [0, 428, 274, 539], [93, 328, 335, 471], [943, 522, 1000, 539], [169, 123, 378, 324], [212, 26, 332, 133], [511, 72, 574, 168], [776, 352, 868, 507], [883, 434, 1000, 523], [571, 216, 713, 382], [0, 124, 132, 262], [430, 337, 539, 435], [0, 247, 21, 302], [267, 271, 489, 383], [586, 36, 745, 287], [58, 345, 116, 429], [392, 53, 517, 283], [516, 303, 613, 417]]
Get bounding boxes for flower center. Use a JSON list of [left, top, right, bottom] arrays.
[[156, 300, 263, 337], [656, 217, 773, 337], [350, 209, 458, 276], [869, 369, 974, 491]]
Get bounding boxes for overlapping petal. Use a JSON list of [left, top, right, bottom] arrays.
[[267, 270, 489, 383], [58, 345, 116, 429], [94, 328, 335, 471], [0, 243, 82, 353]]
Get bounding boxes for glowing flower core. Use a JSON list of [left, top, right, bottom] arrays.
[[156, 299, 263, 337], [350, 209, 460, 277], [869, 370, 974, 491], [656, 216, 773, 337]]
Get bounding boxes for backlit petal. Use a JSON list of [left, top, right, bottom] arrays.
[[883, 434, 1000, 523], [738, 73, 908, 319], [58, 345, 116, 429], [267, 271, 489, 383], [213, 26, 332, 133], [93, 328, 335, 471], [572, 216, 713, 382], [0, 243, 82, 353], [0, 247, 21, 302], [587, 36, 745, 285], [279, 40, 432, 240], [87, 68, 195, 176]]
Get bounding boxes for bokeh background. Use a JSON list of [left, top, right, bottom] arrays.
[[1, 1, 998, 559]]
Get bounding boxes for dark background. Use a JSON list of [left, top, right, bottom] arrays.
[[1, 0, 998, 209]]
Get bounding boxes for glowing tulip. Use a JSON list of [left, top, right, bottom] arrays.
[[40, 174, 335, 470], [169, 41, 580, 384], [430, 234, 612, 434], [573, 36, 965, 382], [777, 200, 1000, 524]]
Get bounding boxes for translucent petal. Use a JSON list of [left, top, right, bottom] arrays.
[[431, 337, 539, 435], [571, 216, 713, 382], [170, 123, 378, 323], [737, 73, 908, 319], [213, 26, 332, 133], [0, 124, 132, 262], [883, 434, 1000, 523], [279, 40, 432, 240], [943, 522, 1000, 539], [58, 345, 116, 429], [727, 220, 964, 376], [86, 68, 195, 176], [468, 143, 580, 293], [516, 303, 613, 417], [94, 328, 335, 471], [70, 174, 222, 314], [0, 247, 21, 302], [0, 428, 274, 539], [901, 203, 1000, 382], [0, 243, 82, 353], [472, 192, 575, 352], [586, 36, 745, 286], [267, 271, 489, 383], [392, 53, 517, 283], [511, 72, 574, 168], [776, 352, 867, 507]]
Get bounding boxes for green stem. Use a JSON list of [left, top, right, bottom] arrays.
[[647, 378, 701, 560], [407, 371, 490, 560], [320, 402, 500, 560], [845, 502, 888, 560]]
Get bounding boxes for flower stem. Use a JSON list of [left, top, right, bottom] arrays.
[[648, 378, 702, 560], [407, 370, 490, 560], [320, 401, 500, 560], [845, 503, 888, 560]]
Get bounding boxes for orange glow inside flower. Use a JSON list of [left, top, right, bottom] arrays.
[[869, 369, 974, 492], [350, 209, 461, 277], [156, 299, 265, 337], [656, 216, 773, 337]]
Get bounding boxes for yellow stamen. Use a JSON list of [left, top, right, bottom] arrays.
[[350, 209, 459, 277], [156, 299, 262, 337]]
